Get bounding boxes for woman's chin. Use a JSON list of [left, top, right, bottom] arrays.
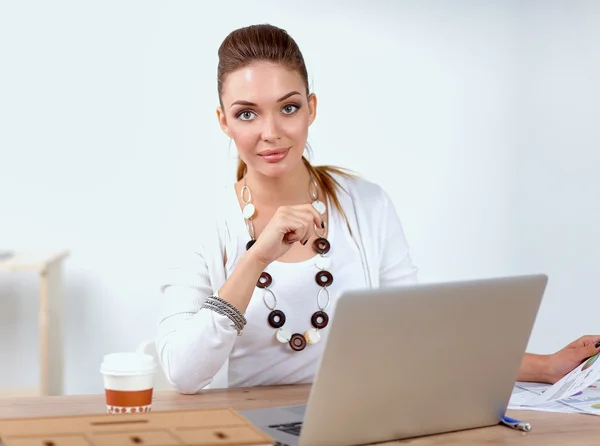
[[260, 165, 292, 179], [255, 156, 304, 179]]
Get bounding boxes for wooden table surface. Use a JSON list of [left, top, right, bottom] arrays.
[[0, 384, 598, 445]]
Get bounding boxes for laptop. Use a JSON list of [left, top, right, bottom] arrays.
[[241, 274, 548, 446]]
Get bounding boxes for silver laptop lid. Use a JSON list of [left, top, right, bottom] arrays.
[[299, 274, 547, 446]]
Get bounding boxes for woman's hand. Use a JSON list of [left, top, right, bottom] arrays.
[[545, 335, 600, 383], [249, 204, 324, 267], [519, 335, 600, 383]]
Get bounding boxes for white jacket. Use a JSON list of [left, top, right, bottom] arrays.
[[155, 172, 418, 393]]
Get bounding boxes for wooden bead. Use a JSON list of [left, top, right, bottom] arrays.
[[289, 333, 307, 351], [312, 237, 330, 255], [311, 311, 329, 329], [256, 272, 272, 288], [315, 270, 333, 287], [246, 240, 256, 251], [268, 310, 286, 329]]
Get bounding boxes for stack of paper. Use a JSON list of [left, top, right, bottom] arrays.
[[509, 353, 600, 415]]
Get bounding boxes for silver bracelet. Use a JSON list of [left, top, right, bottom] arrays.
[[203, 300, 245, 329], [204, 304, 244, 335], [208, 294, 247, 321], [205, 296, 247, 326], [203, 301, 244, 335], [202, 295, 247, 335]]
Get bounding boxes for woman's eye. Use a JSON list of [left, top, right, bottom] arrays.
[[238, 111, 256, 121], [282, 104, 299, 115]]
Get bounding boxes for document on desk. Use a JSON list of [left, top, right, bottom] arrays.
[[512, 353, 600, 405], [509, 382, 600, 415], [508, 353, 600, 415], [509, 383, 585, 414]]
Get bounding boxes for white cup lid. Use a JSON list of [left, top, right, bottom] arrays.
[[100, 352, 157, 376]]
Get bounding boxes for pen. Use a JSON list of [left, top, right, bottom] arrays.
[[501, 415, 531, 432]]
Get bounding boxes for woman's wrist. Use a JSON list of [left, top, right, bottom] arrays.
[[218, 249, 267, 313], [244, 247, 270, 271], [518, 353, 553, 383]]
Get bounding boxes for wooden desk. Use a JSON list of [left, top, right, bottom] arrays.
[[0, 385, 597, 445], [0, 250, 69, 397]]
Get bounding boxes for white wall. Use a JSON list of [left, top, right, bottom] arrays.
[[514, 0, 600, 354], [0, 0, 577, 395]]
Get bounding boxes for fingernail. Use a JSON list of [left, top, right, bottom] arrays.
[[302, 240, 308, 245], [321, 221, 325, 229], [595, 341, 600, 348]]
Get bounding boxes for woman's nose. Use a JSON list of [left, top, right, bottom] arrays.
[[261, 116, 281, 142]]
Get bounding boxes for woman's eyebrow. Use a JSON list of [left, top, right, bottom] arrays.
[[230, 91, 301, 108]]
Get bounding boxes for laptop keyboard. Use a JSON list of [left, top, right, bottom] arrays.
[[269, 421, 303, 436]]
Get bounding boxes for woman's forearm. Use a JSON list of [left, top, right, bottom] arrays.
[[219, 250, 266, 313], [156, 249, 266, 393], [517, 353, 551, 383]]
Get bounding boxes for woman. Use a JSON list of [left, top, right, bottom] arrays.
[[156, 24, 600, 394]]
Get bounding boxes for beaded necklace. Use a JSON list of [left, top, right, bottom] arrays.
[[240, 173, 333, 351]]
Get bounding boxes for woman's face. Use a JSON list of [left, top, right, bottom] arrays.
[[217, 62, 317, 179]]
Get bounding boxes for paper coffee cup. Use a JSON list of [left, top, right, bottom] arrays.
[[100, 352, 157, 414]]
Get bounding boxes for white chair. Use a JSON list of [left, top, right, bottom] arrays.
[[136, 340, 229, 391]]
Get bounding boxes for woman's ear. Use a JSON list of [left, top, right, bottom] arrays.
[[216, 106, 231, 137], [308, 93, 317, 126]]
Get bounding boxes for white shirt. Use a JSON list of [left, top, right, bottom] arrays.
[[156, 172, 418, 394], [225, 187, 367, 387]]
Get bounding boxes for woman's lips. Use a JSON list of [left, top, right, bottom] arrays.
[[259, 148, 290, 163]]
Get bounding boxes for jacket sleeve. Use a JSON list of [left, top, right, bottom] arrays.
[[155, 247, 237, 394], [378, 189, 419, 287]]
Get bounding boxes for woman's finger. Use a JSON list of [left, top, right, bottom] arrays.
[[289, 206, 325, 240], [280, 217, 309, 244], [308, 204, 325, 231], [286, 210, 314, 241], [579, 335, 600, 348]]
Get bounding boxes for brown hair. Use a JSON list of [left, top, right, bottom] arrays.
[[217, 24, 356, 224]]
